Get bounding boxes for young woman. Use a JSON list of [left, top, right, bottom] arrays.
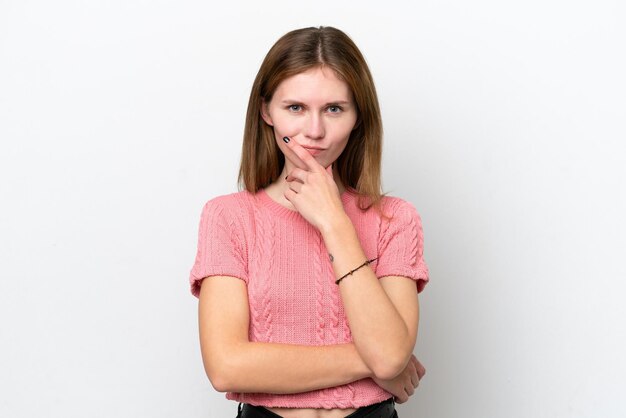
[[190, 26, 429, 418]]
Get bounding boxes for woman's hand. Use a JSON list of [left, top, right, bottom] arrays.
[[371, 355, 426, 404], [282, 137, 347, 231]]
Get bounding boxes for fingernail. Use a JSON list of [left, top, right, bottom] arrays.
[[282, 136, 290, 143]]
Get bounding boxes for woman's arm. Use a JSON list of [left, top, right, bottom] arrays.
[[282, 139, 420, 381], [321, 222, 420, 380], [198, 275, 373, 394], [199, 275, 422, 398]]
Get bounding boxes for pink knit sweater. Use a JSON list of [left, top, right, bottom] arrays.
[[189, 188, 428, 408]]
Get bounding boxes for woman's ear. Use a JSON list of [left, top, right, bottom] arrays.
[[261, 100, 274, 126]]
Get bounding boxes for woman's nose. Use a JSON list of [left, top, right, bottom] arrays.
[[303, 113, 325, 140]]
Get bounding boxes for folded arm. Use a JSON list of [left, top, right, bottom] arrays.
[[321, 216, 420, 380], [198, 275, 373, 394]]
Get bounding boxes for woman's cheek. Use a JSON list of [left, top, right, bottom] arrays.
[[269, 112, 297, 133]]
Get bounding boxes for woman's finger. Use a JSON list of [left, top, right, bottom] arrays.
[[405, 383, 415, 396], [285, 167, 308, 184], [411, 373, 419, 388], [407, 358, 419, 388], [414, 357, 426, 380], [282, 136, 324, 172], [280, 137, 308, 170], [284, 187, 296, 201], [287, 179, 303, 194]]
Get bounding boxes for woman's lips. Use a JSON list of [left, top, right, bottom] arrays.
[[302, 146, 325, 156]]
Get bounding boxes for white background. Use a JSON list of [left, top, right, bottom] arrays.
[[1, 1, 625, 417]]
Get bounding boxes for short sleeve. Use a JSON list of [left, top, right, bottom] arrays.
[[375, 199, 429, 293], [189, 198, 248, 298]]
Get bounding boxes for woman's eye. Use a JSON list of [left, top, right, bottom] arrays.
[[288, 105, 302, 112], [328, 106, 342, 113]]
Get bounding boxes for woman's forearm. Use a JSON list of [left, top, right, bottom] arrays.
[[209, 341, 372, 394], [320, 215, 416, 380], [199, 274, 374, 395]]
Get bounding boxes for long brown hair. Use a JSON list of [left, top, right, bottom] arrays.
[[238, 26, 384, 211]]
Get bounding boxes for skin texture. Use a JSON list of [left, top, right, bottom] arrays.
[[199, 67, 425, 418]]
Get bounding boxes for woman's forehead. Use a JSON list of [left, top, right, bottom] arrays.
[[272, 67, 353, 103]]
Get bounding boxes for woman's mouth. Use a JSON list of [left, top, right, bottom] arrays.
[[302, 146, 325, 156]]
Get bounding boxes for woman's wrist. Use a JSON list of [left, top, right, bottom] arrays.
[[319, 212, 354, 239], [320, 213, 370, 275]]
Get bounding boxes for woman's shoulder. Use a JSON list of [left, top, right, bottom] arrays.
[[377, 194, 421, 218], [201, 189, 257, 210], [370, 194, 425, 233], [379, 193, 409, 207], [197, 190, 260, 225]]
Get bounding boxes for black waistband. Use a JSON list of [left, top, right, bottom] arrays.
[[237, 397, 396, 418]]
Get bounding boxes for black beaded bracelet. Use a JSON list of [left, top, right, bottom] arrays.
[[335, 258, 378, 285]]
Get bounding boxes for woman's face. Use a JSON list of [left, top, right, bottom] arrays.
[[261, 66, 358, 173]]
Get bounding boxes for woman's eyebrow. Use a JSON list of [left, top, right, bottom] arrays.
[[280, 99, 352, 106]]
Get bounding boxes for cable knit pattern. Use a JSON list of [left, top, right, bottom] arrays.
[[252, 201, 275, 343], [189, 189, 429, 408], [328, 261, 341, 343], [314, 232, 325, 345]]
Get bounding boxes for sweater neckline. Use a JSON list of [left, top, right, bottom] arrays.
[[256, 187, 355, 220]]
